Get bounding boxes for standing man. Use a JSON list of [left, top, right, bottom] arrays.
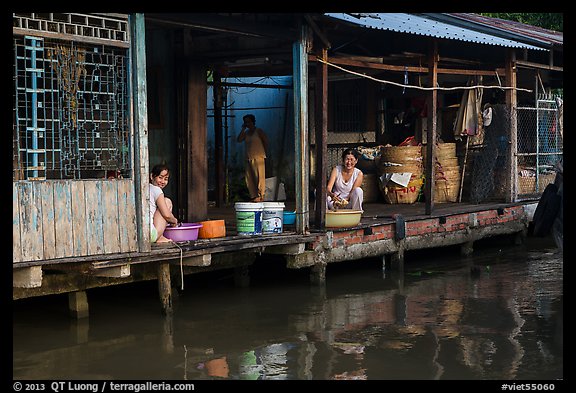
[[237, 114, 269, 202]]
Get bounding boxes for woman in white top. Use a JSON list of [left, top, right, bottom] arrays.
[[149, 163, 178, 243], [326, 148, 364, 211]]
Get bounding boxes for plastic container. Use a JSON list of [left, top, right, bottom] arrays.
[[163, 223, 203, 242], [262, 202, 285, 234], [198, 219, 226, 239], [325, 210, 363, 228], [283, 211, 296, 225], [234, 202, 263, 235]]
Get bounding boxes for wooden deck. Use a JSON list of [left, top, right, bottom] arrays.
[[13, 199, 538, 306]]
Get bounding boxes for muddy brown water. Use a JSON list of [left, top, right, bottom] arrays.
[[13, 236, 562, 381]]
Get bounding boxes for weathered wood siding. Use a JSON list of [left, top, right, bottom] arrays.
[[13, 179, 138, 264]]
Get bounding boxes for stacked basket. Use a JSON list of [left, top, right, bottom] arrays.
[[377, 145, 423, 204], [433, 143, 461, 203]]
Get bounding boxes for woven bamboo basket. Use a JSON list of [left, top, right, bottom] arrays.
[[383, 176, 423, 204], [361, 173, 380, 202], [518, 173, 556, 194], [380, 145, 422, 162], [434, 176, 461, 202]]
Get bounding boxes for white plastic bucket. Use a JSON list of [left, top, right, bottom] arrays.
[[234, 202, 263, 235], [262, 202, 285, 234]]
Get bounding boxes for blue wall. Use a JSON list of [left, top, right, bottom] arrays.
[[207, 76, 295, 199]]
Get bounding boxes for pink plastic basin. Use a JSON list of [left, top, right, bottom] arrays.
[[163, 223, 203, 242]]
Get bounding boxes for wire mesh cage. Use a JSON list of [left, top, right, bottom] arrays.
[[517, 94, 563, 199]]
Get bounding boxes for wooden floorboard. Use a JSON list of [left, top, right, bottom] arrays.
[[204, 199, 532, 233]]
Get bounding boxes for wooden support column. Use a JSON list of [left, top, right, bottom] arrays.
[[234, 266, 251, 288], [68, 291, 89, 319], [213, 71, 225, 207], [390, 241, 405, 272], [162, 315, 175, 354], [186, 63, 208, 221], [157, 262, 173, 316], [461, 240, 474, 256], [506, 49, 518, 203], [514, 229, 527, 245], [310, 263, 326, 286], [293, 20, 310, 234], [425, 40, 438, 215], [129, 13, 151, 251], [314, 47, 328, 229]]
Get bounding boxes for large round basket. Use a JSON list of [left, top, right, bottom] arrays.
[[383, 176, 423, 204]]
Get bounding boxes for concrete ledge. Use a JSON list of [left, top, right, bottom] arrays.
[[91, 264, 131, 278], [13, 266, 43, 288]]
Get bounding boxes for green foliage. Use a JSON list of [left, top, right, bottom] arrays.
[[481, 13, 563, 32]]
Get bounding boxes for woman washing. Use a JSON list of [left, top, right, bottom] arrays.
[[326, 148, 364, 211], [149, 163, 179, 243]]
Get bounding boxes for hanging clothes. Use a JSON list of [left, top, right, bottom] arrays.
[[454, 79, 483, 142]]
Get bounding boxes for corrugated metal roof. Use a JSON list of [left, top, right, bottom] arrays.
[[445, 13, 563, 47], [324, 13, 547, 51]]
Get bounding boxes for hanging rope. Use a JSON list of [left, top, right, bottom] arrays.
[[316, 57, 532, 93]]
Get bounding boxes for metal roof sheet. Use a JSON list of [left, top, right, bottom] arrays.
[[446, 13, 563, 47], [324, 13, 547, 51]]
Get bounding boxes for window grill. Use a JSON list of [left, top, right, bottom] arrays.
[[13, 35, 130, 180], [516, 94, 562, 198]]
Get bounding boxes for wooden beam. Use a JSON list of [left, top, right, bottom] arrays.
[[170, 254, 211, 267], [187, 63, 208, 221], [506, 49, 518, 203], [129, 14, 151, 252], [13, 266, 43, 288], [68, 291, 89, 319], [515, 59, 563, 72], [157, 262, 173, 316], [304, 14, 331, 49], [311, 55, 505, 77], [425, 41, 438, 215], [293, 20, 310, 234], [314, 47, 328, 230], [212, 72, 225, 207], [91, 264, 131, 278]]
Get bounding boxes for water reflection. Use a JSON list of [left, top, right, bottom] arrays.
[[13, 241, 563, 380]]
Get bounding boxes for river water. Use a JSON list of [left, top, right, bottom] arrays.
[[13, 236, 563, 382]]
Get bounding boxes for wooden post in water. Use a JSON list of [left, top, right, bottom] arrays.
[[390, 242, 405, 272], [461, 240, 474, 256], [234, 266, 251, 288], [68, 291, 89, 319], [157, 262, 173, 316], [310, 263, 326, 285]]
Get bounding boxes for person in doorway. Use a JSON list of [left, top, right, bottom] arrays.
[[326, 148, 364, 211], [237, 114, 269, 202], [149, 163, 179, 243]]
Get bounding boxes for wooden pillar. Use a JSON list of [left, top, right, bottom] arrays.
[[213, 71, 225, 207], [314, 48, 328, 229], [68, 291, 89, 319], [381, 254, 387, 278], [506, 49, 518, 203], [70, 319, 89, 343], [158, 262, 173, 316], [129, 13, 151, 251], [310, 263, 326, 286], [390, 241, 405, 272], [461, 240, 474, 256], [162, 314, 175, 354], [186, 63, 208, 221], [514, 229, 527, 245], [425, 40, 438, 215], [234, 266, 251, 288], [293, 20, 310, 234]]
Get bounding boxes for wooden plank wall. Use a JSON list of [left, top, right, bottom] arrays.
[[13, 179, 138, 264]]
